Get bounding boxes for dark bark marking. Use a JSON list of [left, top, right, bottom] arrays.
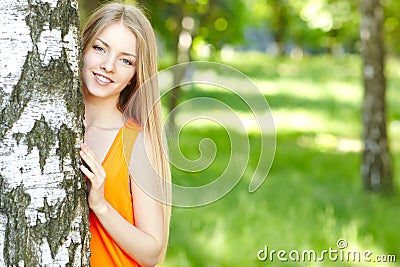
[[25, 115, 55, 174]]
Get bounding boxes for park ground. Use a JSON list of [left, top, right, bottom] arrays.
[[162, 53, 400, 267]]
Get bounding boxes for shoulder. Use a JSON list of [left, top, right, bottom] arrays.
[[129, 130, 154, 172], [132, 130, 145, 156], [129, 129, 162, 200]]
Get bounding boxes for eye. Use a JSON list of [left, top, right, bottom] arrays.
[[93, 45, 105, 53], [120, 58, 132, 65]]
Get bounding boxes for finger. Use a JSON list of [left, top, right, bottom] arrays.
[[80, 164, 95, 179], [80, 144, 104, 173], [80, 143, 100, 162], [79, 149, 101, 173], [80, 164, 105, 190], [79, 143, 107, 181], [80, 155, 106, 183]]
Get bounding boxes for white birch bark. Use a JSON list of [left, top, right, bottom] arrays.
[[0, 0, 90, 266]]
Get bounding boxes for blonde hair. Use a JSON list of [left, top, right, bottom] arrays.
[[82, 2, 171, 263]]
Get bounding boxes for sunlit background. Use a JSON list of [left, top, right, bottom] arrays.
[[79, 0, 400, 266]]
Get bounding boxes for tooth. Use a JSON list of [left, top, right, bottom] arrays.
[[96, 74, 110, 83]]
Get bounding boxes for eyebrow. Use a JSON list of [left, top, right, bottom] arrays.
[[96, 38, 137, 58]]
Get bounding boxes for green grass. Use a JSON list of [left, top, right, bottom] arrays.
[[162, 53, 400, 267]]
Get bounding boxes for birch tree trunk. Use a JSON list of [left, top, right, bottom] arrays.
[[0, 0, 90, 266], [360, 0, 393, 192]]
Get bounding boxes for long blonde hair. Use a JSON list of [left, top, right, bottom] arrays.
[[81, 2, 171, 263]]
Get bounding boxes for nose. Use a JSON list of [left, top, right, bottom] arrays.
[[100, 54, 115, 72]]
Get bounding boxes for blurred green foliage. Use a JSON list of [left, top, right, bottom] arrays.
[[161, 53, 400, 266], [78, 0, 400, 59], [76, 1, 400, 266]]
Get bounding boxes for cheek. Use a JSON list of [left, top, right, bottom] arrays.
[[82, 50, 98, 69], [81, 56, 95, 87], [81, 52, 98, 75], [81, 60, 91, 82], [123, 68, 137, 84], [81, 55, 90, 73]]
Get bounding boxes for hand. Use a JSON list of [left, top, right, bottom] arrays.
[[79, 142, 108, 214]]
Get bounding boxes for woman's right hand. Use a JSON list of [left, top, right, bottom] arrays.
[[79, 142, 108, 214]]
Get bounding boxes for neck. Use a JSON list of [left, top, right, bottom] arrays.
[[84, 92, 124, 129]]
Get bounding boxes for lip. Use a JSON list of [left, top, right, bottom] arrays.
[[93, 72, 114, 85]]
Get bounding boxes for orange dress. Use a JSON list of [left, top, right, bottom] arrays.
[[89, 119, 142, 267]]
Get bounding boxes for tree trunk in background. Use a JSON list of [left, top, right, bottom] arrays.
[[270, 0, 287, 56], [360, 0, 393, 192], [0, 0, 90, 266], [163, 5, 187, 133]]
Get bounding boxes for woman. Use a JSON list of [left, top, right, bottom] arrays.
[[79, 2, 171, 266]]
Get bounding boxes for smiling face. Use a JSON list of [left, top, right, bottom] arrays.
[[82, 22, 138, 102]]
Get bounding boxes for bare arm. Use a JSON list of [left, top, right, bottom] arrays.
[[80, 131, 165, 267]]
